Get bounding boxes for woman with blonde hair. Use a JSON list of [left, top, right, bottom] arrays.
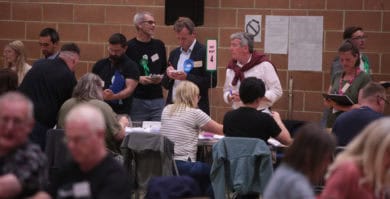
[[321, 117, 390, 199], [160, 80, 223, 197], [2, 40, 31, 85]]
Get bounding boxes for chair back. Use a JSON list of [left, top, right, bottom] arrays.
[[210, 137, 273, 199], [145, 176, 201, 199], [45, 129, 72, 185], [120, 132, 177, 192]]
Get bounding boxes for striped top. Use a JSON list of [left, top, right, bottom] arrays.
[[160, 105, 210, 161]]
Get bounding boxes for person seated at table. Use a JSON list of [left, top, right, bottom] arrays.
[[57, 73, 129, 160], [160, 80, 223, 197], [48, 104, 132, 199], [264, 123, 336, 199], [223, 77, 292, 146], [332, 81, 386, 146]]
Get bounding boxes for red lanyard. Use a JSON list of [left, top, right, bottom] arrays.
[[338, 68, 361, 94]]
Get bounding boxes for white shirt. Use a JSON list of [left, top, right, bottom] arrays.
[[172, 39, 197, 100], [223, 56, 283, 110]]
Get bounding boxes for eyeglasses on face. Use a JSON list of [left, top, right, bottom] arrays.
[[0, 116, 27, 128], [377, 95, 389, 105], [38, 42, 51, 47], [351, 36, 367, 41], [143, 20, 156, 25]]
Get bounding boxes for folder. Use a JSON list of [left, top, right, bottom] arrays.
[[322, 93, 354, 106]]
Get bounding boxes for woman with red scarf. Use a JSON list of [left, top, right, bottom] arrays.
[[223, 32, 282, 111]]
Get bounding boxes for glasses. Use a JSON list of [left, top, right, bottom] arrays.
[[143, 20, 156, 25], [38, 42, 50, 47], [377, 95, 389, 105], [63, 135, 89, 145], [0, 116, 27, 128], [351, 36, 367, 41]]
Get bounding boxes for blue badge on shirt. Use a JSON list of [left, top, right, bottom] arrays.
[[183, 59, 194, 74]]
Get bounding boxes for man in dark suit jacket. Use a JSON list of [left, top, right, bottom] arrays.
[[162, 17, 217, 115]]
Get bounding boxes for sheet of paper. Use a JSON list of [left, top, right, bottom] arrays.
[[245, 15, 262, 42], [206, 39, 217, 71], [288, 16, 323, 71], [264, 15, 289, 54]]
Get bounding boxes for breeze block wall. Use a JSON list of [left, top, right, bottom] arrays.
[[0, 0, 389, 123]]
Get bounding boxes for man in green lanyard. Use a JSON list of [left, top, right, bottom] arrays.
[[330, 26, 370, 78]]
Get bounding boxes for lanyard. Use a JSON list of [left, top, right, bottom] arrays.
[[338, 68, 361, 94], [362, 54, 370, 74]]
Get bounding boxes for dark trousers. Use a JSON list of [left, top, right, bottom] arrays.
[[175, 160, 213, 197]]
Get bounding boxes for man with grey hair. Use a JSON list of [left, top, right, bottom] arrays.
[[126, 11, 167, 121], [48, 103, 131, 199], [333, 82, 386, 146], [223, 32, 282, 111], [19, 43, 80, 150], [0, 92, 47, 198], [162, 17, 217, 115]]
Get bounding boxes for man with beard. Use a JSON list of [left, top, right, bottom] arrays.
[[92, 33, 140, 114]]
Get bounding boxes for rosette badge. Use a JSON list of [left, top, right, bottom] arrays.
[[183, 59, 194, 74]]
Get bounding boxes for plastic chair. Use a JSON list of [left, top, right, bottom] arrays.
[[210, 137, 273, 199], [120, 132, 178, 198]]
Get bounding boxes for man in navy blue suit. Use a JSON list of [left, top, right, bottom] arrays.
[[162, 17, 217, 115]]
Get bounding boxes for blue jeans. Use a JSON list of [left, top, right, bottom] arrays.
[[175, 160, 213, 197], [130, 98, 164, 121]]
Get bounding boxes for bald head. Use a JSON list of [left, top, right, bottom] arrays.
[[64, 103, 107, 171], [65, 103, 105, 133]]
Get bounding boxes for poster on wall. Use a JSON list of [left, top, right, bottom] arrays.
[[244, 15, 262, 42], [206, 39, 217, 71], [288, 16, 323, 71], [264, 15, 289, 54]]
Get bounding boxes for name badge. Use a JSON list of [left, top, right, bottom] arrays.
[[341, 82, 351, 93], [73, 181, 91, 198], [194, 61, 203, 68], [151, 53, 159, 62]]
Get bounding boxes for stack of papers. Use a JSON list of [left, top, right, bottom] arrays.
[[198, 132, 224, 140], [267, 138, 286, 147]]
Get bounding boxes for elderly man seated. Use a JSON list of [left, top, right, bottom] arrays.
[[48, 103, 131, 199], [0, 92, 47, 198]]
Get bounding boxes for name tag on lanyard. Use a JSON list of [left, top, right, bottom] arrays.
[[341, 82, 351, 94]]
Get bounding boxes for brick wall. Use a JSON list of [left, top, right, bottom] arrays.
[[0, 0, 389, 123]]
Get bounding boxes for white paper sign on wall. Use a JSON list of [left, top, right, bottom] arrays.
[[245, 15, 262, 42], [206, 39, 217, 71]]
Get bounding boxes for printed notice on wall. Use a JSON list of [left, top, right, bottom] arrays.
[[206, 39, 217, 71], [264, 16, 289, 54], [245, 15, 262, 42], [288, 16, 323, 71]]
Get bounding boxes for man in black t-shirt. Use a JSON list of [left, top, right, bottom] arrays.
[[48, 104, 131, 199], [223, 77, 292, 146], [126, 11, 167, 121], [93, 33, 139, 114]]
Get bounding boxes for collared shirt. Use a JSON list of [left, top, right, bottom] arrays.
[[172, 39, 197, 100], [46, 51, 59, 60], [0, 142, 48, 197], [223, 56, 283, 110]]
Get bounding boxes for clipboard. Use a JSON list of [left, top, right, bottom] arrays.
[[380, 81, 390, 88], [322, 93, 354, 106]]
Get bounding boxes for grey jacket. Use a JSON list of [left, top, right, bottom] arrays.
[[210, 137, 273, 199]]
